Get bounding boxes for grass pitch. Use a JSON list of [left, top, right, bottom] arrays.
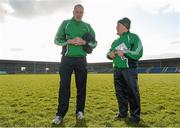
[[0, 74, 180, 127]]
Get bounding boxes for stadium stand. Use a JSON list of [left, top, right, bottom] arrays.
[[0, 60, 59, 74], [137, 67, 147, 73], [0, 58, 180, 74], [149, 67, 164, 73], [165, 67, 178, 73]]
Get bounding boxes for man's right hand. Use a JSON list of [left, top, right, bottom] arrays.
[[108, 52, 116, 59], [67, 37, 86, 45]]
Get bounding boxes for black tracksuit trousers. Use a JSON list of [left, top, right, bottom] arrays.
[[113, 68, 140, 120], [56, 56, 87, 117]]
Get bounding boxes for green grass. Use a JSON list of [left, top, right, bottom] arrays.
[[0, 74, 180, 127]]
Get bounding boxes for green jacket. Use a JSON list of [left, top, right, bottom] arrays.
[[107, 32, 143, 68], [54, 18, 97, 57]]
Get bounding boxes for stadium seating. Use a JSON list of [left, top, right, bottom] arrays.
[[165, 67, 178, 73], [1, 59, 180, 74], [148, 67, 164, 73], [137, 67, 147, 73], [87, 67, 180, 73]]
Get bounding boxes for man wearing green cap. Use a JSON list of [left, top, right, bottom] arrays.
[[107, 17, 143, 123]]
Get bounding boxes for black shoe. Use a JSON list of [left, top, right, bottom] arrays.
[[114, 113, 127, 119], [129, 117, 140, 123]]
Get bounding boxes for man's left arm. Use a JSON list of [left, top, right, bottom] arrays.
[[124, 35, 143, 60]]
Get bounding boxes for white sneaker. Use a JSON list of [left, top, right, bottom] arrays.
[[52, 116, 63, 125], [76, 111, 84, 120]]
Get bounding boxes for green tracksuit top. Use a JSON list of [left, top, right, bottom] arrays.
[[107, 31, 143, 68], [54, 18, 97, 57]]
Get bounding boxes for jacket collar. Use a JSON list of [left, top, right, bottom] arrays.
[[71, 17, 83, 23], [120, 31, 130, 36]]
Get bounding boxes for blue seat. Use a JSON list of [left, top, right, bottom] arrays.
[[149, 67, 163, 73], [165, 67, 177, 73], [137, 67, 147, 73]]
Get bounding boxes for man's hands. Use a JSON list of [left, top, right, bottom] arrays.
[[67, 37, 86, 46], [116, 50, 124, 57], [108, 50, 125, 60], [108, 52, 116, 59]]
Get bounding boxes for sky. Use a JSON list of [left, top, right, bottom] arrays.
[[0, 0, 180, 63]]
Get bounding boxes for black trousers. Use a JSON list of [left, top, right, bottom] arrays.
[[56, 56, 87, 117], [113, 68, 140, 119]]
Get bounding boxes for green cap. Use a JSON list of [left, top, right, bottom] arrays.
[[118, 17, 131, 29]]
